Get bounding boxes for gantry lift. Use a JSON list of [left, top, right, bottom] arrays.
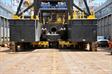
[[9, 0, 97, 52]]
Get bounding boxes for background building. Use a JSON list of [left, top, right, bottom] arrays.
[[95, 0, 112, 39], [0, 0, 13, 45]]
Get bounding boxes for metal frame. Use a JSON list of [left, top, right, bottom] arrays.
[[73, 3, 89, 16], [18, 4, 34, 16], [15, 0, 91, 17], [16, 0, 24, 15], [83, 0, 91, 15]]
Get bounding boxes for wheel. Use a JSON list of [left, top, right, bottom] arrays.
[[89, 42, 97, 51], [10, 42, 17, 52], [111, 52, 112, 55]]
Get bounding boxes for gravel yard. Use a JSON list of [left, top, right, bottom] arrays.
[[0, 47, 112, 74]]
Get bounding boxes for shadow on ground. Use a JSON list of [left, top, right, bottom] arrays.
[[1, 47, 111, 54]]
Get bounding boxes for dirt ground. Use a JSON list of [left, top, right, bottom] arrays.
[[0, 47, 112, 74]]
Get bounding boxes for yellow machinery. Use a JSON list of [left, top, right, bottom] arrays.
[[9, 0, 97, 51]]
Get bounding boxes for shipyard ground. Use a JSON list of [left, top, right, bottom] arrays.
[[0, 47, 112, 74]]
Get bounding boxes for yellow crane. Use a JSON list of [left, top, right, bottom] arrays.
[[9, 0, 97, 52]]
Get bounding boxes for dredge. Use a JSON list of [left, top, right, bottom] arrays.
[[9, 0, 97, 52]]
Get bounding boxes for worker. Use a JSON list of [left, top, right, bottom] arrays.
[[10, 42, 16, 52], [92, 41, 98, 51], [108, 39, 112, 55]]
